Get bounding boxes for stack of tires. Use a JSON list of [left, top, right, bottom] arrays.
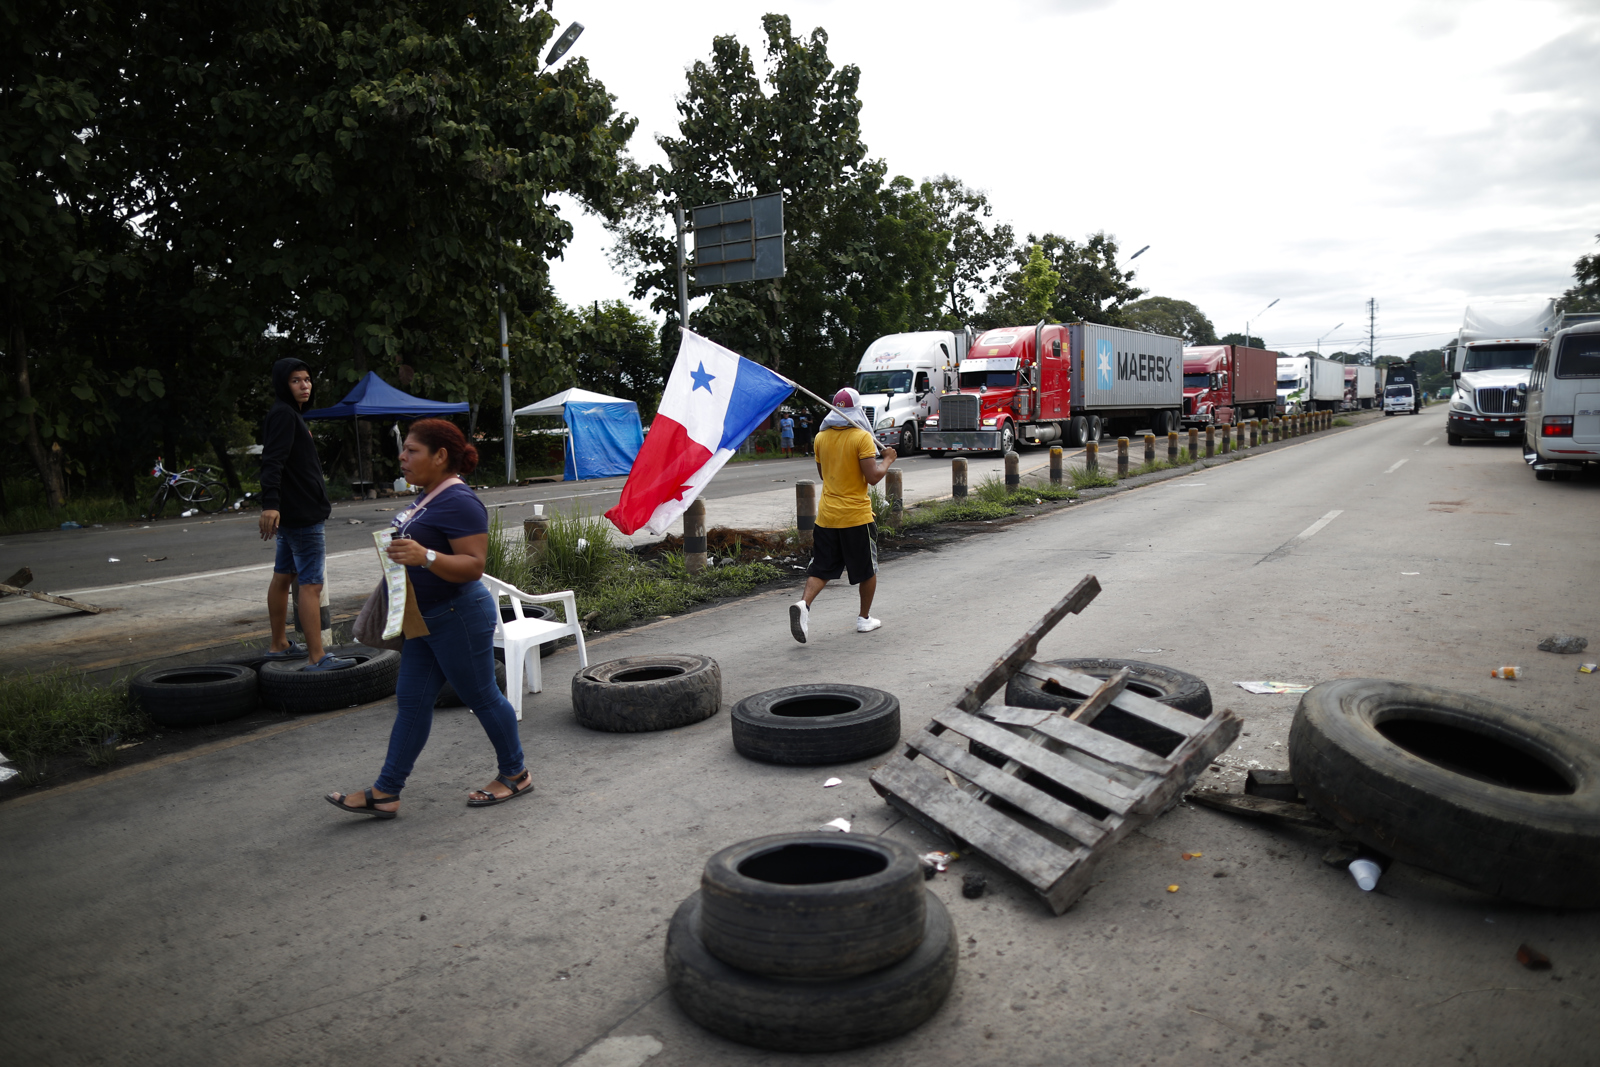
[[665, 832, 958, 1051], [129, 644, 400, 725]]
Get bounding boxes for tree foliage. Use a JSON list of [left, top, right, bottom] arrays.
[[1559, 232, 1600, 313], [978, 231, 1145, 328], [1122, 296, 1218, 345]]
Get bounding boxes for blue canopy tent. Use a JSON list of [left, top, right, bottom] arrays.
[[302, 372, 470, 490], [512, 387, 643, 481]]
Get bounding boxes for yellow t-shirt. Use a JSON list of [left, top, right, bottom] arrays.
[[814, 426, 877, 528]]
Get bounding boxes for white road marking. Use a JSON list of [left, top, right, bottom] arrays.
[[58, 550, 368, 597], [1383, 458, 1408, 474], [1423, 436, 1438, 446], [1294, 510, 1344, 541]]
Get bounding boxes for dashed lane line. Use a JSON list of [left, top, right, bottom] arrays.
[[1384, 458, 1409, 474]]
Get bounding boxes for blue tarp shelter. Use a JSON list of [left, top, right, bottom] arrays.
[[512, 387, 642, 481], [302, 372, 470, 487]]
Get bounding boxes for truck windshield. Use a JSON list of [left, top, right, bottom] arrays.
[[1276, 377, 1302, 389], [959, 370, 1016, 389], [856, 370, 912, 394], [1183, 373, 1211, 388], [1385, 386, 1412, 398], [1462, 344, 1535, 372]]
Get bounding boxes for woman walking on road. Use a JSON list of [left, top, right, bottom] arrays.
[[326, 419, 531, 819]]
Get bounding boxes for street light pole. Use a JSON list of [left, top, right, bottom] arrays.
[[1246, 298, 1279, 349], [1317, 322, 1344, 356], [500, 282, 514, 485]]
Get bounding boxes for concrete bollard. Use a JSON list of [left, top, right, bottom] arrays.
[[684, 499, 707, 574], [1220, 423, 1231, 454], [1143, 433, 1156, 466], [1117, 437, 1130, 479], [952, 457, 968, 500], [1205, 425, 1215, 458], [1167, 430, 1179, 463], [1085, 440, 1099, 475], [1049, 445, 1063, 485], [1005, 450, 1020, 491], [795, 480, 816, 550], [524, 511, 550, 566], [1249, 419, 1259, 447], [885, 468, 903, 525], [1187, 427, 1199, 462]]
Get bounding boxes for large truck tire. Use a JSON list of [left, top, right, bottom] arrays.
[[130, 663, 258, 727], [731, 684, 900, 765], [699, 833, 926, 979], [665, 890, 957, 1053], [1000, 657, 1211, 756], [571, 654, 721, 733], [259, 645, 400, 713], [1069, 415, 1087, 447], [1289, 678, 1600, 908]]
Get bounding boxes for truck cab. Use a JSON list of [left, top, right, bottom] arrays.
[[1445, 298, 1556, 446], [1183, 351, 1230, 426], [922, 324, 1071, 455], [852, 330, 970, 455], [1383, 384, 1416, 415]]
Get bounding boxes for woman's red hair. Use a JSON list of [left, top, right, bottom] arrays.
[[407, 418, 479, 475]]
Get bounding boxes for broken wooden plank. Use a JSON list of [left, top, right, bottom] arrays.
[[1127, 711, 1241, 815], [1066, 666, 1132, 726], [931, 707, 1140, 815], [952, 575, 1100, 713], [904, 728, 1109, 848], [1, 566, 33, 593], [1186, 788, 1335, 829], [871, 756, 1087, 891], [0, 583, 105, 614], [1016, 662, 1206, 739], [1021, 712, 1175, 775], [1244, 769, 1300, 802]]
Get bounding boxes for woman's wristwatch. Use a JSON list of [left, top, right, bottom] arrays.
[[424, 549, 437, 570]]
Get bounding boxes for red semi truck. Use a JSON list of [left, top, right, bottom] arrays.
[[1181, 345, 1278, 427], [921, 322, 1183, 454]]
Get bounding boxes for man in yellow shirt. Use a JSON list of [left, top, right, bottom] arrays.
[[791, 388, 897, 642]]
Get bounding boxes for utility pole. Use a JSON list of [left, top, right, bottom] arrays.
[[673, 206, 691, 378], [1367, 298, 1378, 364]]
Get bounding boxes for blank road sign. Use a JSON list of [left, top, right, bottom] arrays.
[[692, 193, 784, 286]]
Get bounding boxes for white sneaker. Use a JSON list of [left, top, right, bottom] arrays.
[[790, 601, 809, 643], [856, 616, 882, 633]]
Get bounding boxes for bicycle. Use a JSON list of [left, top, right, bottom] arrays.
[[146, 458, 228, 519]]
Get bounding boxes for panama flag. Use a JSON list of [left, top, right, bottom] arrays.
[[605, 331, 794, 536]]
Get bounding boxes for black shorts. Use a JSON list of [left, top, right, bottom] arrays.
[[807, 523, 878, 585]]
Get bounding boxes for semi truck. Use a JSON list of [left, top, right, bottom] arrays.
[[1343, 364, 1377, 410], [920, 322, 1183, 454], [1276, 355, 1344, 413], [853, 329, 972, 455], [1444, 298, 1556, 446], [1181, 344, 1278, 427]]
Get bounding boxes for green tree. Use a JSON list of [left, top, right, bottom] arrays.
[[1016, 245, 1060, 324], [1559, 232, 1600, 313], [1122, 296, 1218, 345], [612, 15, 944, 395], [1218, 332, 1265, 349], [980, 231, 1145, 328], [921, 175, 1014, 328]]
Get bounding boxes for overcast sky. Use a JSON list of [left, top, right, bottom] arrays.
[[544, 0, 1599, 356]]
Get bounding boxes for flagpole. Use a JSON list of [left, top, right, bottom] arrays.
[[780, 376, 884, 458]]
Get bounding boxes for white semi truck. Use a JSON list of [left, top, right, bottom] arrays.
[[1276, 355, 1344, 413], [853, 329, 972, 455], [1444, 298, 1557, 446]]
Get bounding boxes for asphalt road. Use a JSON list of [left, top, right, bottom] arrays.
[[0, 452, 976, 595], [3, 406, 1597, 1066]]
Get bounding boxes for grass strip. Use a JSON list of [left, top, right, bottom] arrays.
[[0, 670, 147, 783]]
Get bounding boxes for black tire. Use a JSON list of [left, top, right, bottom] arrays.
[[897, 423, 917, 456], [146, 486, 169, 520], [129, 663, 258, 727], [1447, 432, 1462, 446], [1088, 415, 1102, 442], [191, 481, 228, 513], [998, 422, 1016, 456], [665, 890, 957, 1053], [1001, 657, 1211, 756], [731, 684, 900, 765], [1289, 678, 1600, 908], [571, 654, 721, 733], [501, 603, 558, 658], [436, 659, 508, 708], [699, 832, 926, 979], [258, 645, 400, 713], [1535, 469, 1554, 481], [1070, 415, 1087, 447]]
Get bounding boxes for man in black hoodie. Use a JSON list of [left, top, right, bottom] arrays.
[[259, 358, 352, 671]]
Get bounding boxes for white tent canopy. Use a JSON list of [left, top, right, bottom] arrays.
[[512, 387, 632, 418]]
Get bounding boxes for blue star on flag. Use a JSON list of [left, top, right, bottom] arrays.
[[690, 362, 715, 393]]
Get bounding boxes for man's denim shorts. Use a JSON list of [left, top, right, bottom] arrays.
[[274, 523, 327, 585]]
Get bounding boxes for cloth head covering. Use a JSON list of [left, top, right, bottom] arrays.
[[271, 357, 312, 410], [819, 386, 875, 436]]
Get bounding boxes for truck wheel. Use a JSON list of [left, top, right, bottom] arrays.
[[731, 684, 900, 765], [1289, 678, 1600, 908], [571, 654, 721, 732], [1069, 416, 1087, 447], [1088, 415, 1102, 442], [897, 423, 917, 456], [1446, 432, 1462, 446], [666, 890, 957, 1053], [698, 832, 927, 979], [1535, 469, 1555, 481], [998, 422, 1016, 456], [1000, 657, 1211, 756], [130, 663, 259, 727]]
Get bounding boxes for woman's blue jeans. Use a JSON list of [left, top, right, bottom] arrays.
[[375, 581, 524, 794]]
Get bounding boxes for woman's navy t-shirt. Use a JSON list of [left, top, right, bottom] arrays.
[[394, 483, 488, 611]]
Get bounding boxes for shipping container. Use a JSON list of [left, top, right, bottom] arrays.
[[1070, 323, 1184, 412]]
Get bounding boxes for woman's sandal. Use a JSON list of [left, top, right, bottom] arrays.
[[467, 769, 533, 807], [326, 788, 399, 819]]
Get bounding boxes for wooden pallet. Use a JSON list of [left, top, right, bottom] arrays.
[[870, 575, 1240, 914]]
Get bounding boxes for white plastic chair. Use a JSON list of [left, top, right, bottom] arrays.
[[480, 575, 589, 720]]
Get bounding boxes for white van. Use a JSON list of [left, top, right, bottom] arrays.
[[1383, 384, 1416, 415], [852, 330, 970, 454], [1523, 320, 1600, 481]]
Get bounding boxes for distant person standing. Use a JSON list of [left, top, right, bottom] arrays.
[[796, 413, 812, 454], [789, 388, 896, 643], [258, 358, 353, 671], [779, 413, 795, 457]]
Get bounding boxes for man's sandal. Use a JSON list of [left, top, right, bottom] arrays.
[[467, 769, 533, 807], [325, 788, 398, 819]]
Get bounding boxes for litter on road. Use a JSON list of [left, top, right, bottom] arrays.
[[1234, 680, 1312, 694], [823, 777, 842, 788], [820, 818, 852, 832], [1537, 634, 1588, 654], [1491, 665, 1522, 679]]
